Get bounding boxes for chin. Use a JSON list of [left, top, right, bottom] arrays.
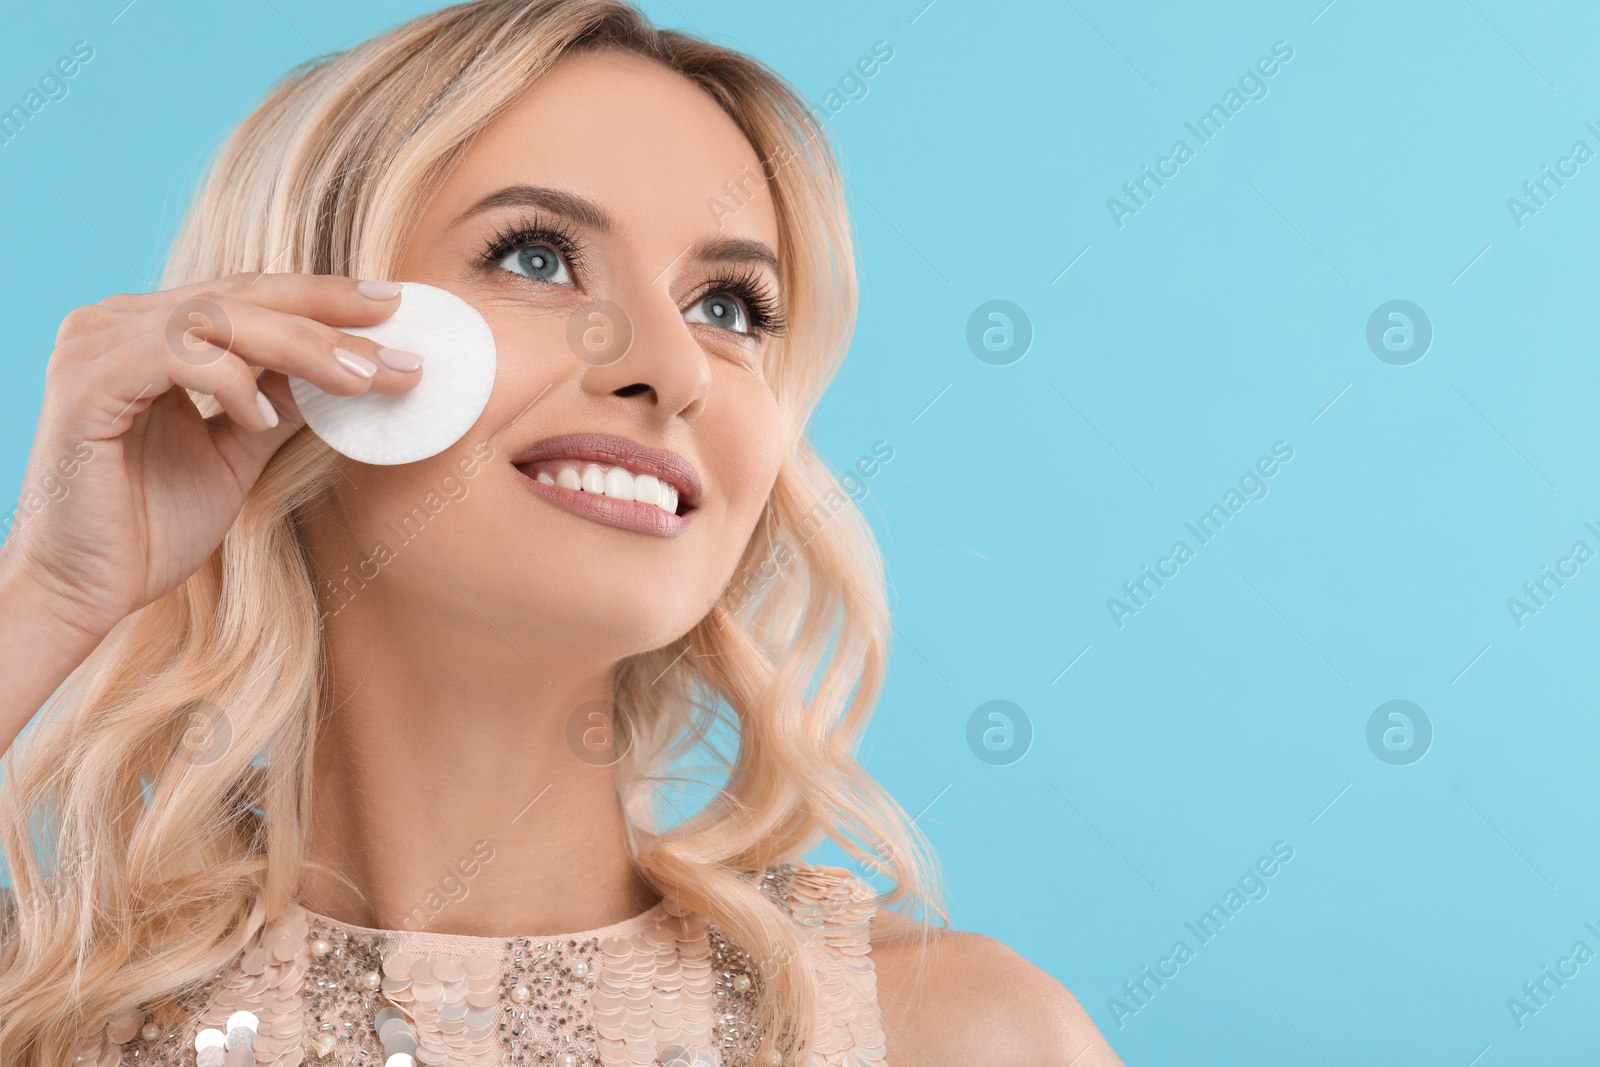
[[453, 556, 710, 658], [541, 607, 703, 662]]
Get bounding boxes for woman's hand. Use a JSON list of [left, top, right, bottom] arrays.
[[0, 272, 422, 641]]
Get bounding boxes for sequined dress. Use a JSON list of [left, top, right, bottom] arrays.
[[79, 863, 886, 1067]]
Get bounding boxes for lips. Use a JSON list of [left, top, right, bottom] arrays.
[[510, 433, 702, 538]]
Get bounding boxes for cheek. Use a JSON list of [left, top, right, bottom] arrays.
[[343, 460, 471, 546], [477, 313, 572, 409], [717, 385, 785, 516]]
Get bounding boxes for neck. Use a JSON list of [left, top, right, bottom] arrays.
[[298, 601, 659, 937]]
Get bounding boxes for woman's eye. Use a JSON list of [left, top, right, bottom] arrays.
[[497, 242, 572, 285], [685, 292, 750, 334]]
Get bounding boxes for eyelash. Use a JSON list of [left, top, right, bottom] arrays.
[[691, 265, 787, 338], [477, 215, 786, 338], [479, 214, 588, 277]]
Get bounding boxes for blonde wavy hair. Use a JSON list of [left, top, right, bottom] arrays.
[[0, 1, 940, 1063]]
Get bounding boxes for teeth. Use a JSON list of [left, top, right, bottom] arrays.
[[543, 462, 683, 516], [603, 467, 634, 501]]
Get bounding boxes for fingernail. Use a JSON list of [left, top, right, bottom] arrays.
[[357, 280, 403, 300], [256, 389, 279, 428], [378, 347, 424, 372], [334, 347, 378, 378]]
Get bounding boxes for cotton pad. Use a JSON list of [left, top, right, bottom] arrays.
[[289, 282, 497, 465]]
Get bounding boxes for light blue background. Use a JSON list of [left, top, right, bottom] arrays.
[[4, 1, 1599, 1063]]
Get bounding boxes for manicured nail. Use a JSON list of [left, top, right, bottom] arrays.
[[334, 347, 377, 378], [356, 280, 403, 300], [378, 347, 424, 372], [255, 389, 279, 428]]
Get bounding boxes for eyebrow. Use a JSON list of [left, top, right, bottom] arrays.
[[456, 184, 781, 276], [690, 236, 779, 275], [453, 184, 615, 231]]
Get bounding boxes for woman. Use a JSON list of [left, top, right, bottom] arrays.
[[0, 2, 1120, 1064]]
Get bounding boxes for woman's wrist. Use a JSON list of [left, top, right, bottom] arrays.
[[0, 553, 110, 753]]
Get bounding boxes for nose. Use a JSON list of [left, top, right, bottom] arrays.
[[576, 296, 712, 424]]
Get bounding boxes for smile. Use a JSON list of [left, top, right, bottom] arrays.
[[510, 433, 701, 538], [524, 459, 680, 514]]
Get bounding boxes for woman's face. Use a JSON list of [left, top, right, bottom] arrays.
[[304, 49, 786, 658]]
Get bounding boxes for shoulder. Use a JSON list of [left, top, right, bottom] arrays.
[[762, 864, 1123, 1066], [868, 908, 1125, 1067]]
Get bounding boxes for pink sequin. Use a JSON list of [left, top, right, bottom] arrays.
[[89, 863, 885, 1067]]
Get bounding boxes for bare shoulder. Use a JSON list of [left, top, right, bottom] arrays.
[[868, 909, 1124, 1067]]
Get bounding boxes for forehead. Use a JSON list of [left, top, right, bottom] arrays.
[[446, 48, 779, 251]]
